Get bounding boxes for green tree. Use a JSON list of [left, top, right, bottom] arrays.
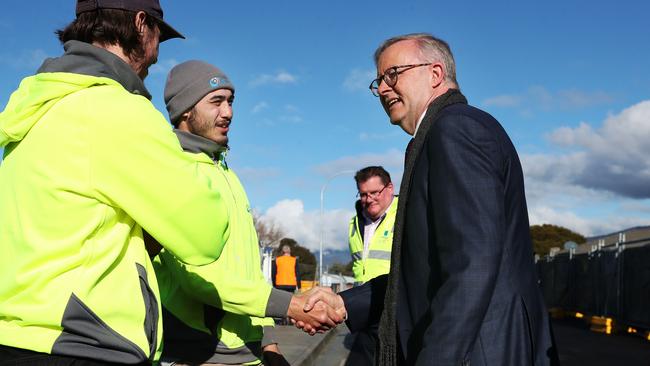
[[530, 224, 586, 255], [329, 260, 354, 277], [275, 238, 317, 281]]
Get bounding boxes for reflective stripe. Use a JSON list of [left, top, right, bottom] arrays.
[[352, 250, 391, 261], [367, 250, 391, 260]]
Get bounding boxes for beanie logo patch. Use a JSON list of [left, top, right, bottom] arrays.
[[209, 77, 222, 88], [210, 76, 228, 88]]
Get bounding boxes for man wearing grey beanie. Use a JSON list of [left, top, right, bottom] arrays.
[[153, 60, 345, 365]]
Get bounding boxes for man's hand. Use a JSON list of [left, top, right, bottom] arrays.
[[289, 287, 346, 335], [262, 343, 290, 366], [287, 287, 345, 335]]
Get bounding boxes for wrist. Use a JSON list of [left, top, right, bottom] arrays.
[[263, 343, 280, 353]]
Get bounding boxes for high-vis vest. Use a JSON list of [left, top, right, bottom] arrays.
[[348, 197, 398, 283], [275, 256, 298, 286]]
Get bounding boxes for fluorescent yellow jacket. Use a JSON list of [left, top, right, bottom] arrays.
[[0, 41, 228, 363], [348, 197, 397, 283], [154, 131, 291, 365]]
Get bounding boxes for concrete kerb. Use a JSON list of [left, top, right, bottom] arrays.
[[293, 326, 342, 366]]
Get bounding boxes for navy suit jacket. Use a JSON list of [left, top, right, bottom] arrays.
[[341, 102, 557, 365]]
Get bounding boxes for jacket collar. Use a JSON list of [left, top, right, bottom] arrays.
[[174, 129, 227, 163], [37, 40, 151, 100]]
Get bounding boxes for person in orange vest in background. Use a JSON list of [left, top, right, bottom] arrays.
[[272, 244, 301, 293]]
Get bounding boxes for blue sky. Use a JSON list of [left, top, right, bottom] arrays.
[[1, 1, 649, 252]]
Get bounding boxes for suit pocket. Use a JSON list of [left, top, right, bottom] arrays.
[[473, 296, 533, 365], [519, 296, 535, 364]]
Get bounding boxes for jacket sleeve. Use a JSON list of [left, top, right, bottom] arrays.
[[295, 259, 301, 289], [415, 113, 505, 365], [89, 93, 228, 265], [271, 259, 277, 287], [339, 274, 388, 332], [158, 250, 292, 318]]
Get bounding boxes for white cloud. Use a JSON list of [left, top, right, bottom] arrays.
[[277, 105, 303, 123], [252, 101, 269, 114], [275, 72, 297, 83], [279, 115, 303, 123], [284, 104, 300, 113], [249, 71, 298, 87], [148, 58, 179, 75], [519, 100, 650, 235], [482, 94, 522, 108], [256, 199, 353, 251], [532, 100, 650, 198], [481, 86, 614, 112], [528, 206, 649, 237], [0, 49, 50, 70], [343, 68, 375, 92], [360, 131, 406, 142], [314, 149, 405, 179], [558, 89, 614, 109], [236, 167, 281, 181]]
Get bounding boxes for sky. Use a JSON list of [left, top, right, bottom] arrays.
[[1, 1, 649, 254]]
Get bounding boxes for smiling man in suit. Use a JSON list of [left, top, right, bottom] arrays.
[[301, 33, 558, 366]]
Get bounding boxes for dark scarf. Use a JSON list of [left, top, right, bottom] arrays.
[[378, 88, 467, 366]]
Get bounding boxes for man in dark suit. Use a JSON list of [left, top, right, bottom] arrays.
[[300, 33, 558, 365]]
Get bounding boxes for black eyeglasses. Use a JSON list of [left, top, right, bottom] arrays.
[[369, 63, 432, 97], [356, 184, 388, 200]]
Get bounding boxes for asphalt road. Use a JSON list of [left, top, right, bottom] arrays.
[[303, 318, 650, 365], [553, 318, 650, 366], [304, 325, 352, 366]]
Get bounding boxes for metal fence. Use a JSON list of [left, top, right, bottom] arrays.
[[537, 239, 650, 329]]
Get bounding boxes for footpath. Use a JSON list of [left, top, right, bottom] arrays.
[[271, 324, 345, 365]]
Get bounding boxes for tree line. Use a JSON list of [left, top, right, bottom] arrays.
[[254, 211, 585, 278]]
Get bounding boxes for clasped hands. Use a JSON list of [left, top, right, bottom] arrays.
[[287, 287, 346, 335]]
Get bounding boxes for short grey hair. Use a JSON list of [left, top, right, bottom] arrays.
[[373, 33, 458, 87]]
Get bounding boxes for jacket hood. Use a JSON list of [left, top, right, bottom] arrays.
[[0, 41, 149, 148], [0, 72, 110, 147]]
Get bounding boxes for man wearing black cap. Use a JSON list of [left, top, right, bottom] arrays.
[[0, 2, 232, 365]]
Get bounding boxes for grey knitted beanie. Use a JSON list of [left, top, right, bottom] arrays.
[[164, 60, 235, 125]]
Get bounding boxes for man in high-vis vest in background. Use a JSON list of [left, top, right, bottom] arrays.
[[272, 244, 301, 293], [346, 166, 397, 365]]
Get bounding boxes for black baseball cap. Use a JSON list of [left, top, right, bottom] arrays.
[[76, 0, 185, 42]]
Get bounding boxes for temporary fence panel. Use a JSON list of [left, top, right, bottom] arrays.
[[571, 253, 598, 314], [538, 241, 650, 330], [596, 247, 620, 318], [620, 245, 650, 327], [538, 260, 555, 307], [552, 253, 572, 309]]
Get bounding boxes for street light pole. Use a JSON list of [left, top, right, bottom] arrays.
[[319, 170, 355, 284]]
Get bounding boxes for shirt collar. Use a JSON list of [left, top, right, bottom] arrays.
[[412, 109, 428, 137]]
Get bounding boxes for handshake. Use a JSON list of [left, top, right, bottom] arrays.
[[287, 287, 347, 335]]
